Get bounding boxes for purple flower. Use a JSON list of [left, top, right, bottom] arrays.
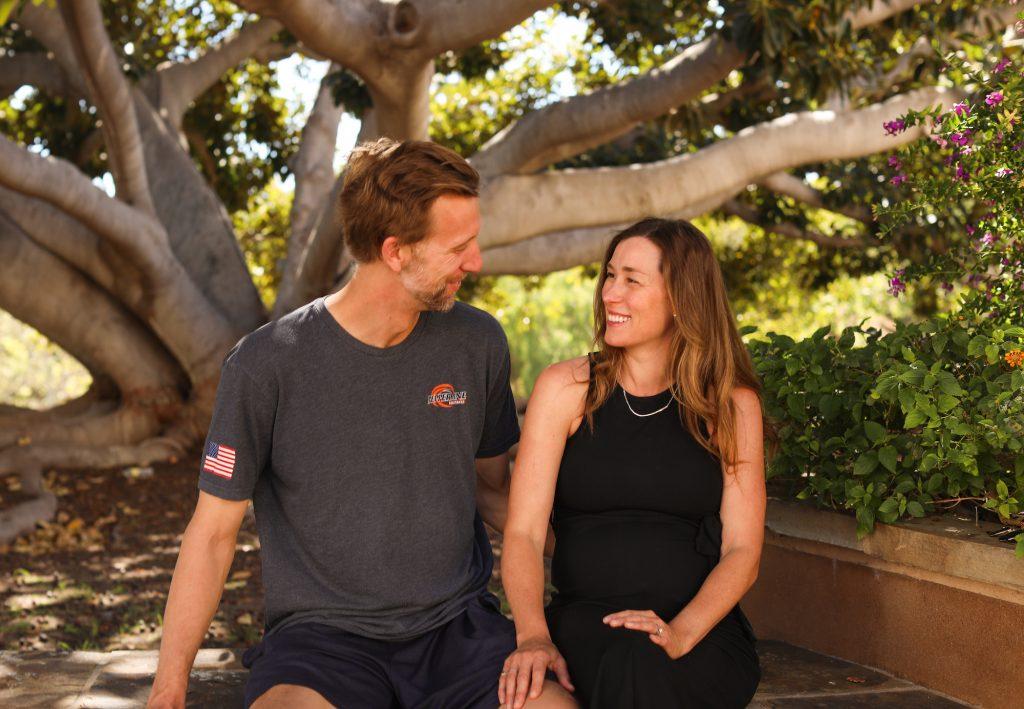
[[890, 173, 908, 186], [994, 57, 1012, 74], [996, 167, 1015, 178], [986, 91, 1004, 107], [981, 232, 998, 247], [884, 119, 907, 135], [966, 224, 976, 235], [940, 282, 954, 293], [888, 155, 901, 168], [888, 268, 906, 297], [952, 101, 971, 117], [955, 163, 970, 181], [949, 130, 972, 147], [929, 134, 948, 148]]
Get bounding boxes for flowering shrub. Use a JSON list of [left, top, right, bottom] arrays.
[[751, 45, 1024, 555]]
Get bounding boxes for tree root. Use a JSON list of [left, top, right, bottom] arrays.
[[0, 405, 164, 449]]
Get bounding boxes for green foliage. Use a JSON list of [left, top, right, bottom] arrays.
[[466, 267, 596, 401], [750, 315, 1024, 541], [876, 47, 1024, 324], [0, 1, 298, 211], [231, 178, 291, 309], [0, 311, 90, 408]]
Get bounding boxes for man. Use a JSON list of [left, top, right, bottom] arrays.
[[147, 139, 573, 708]]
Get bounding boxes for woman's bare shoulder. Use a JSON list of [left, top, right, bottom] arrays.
[[529, 356, 591, 412]]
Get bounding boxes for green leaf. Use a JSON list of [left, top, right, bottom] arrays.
[[879, 446, 899, 473], [997, 479, 1009, 499], [1016, 534, 1024, 559], [936, 394, 959, 413], [864, 421, 886, 443], [0, 0, 16, 26], [854, 451, 879, 476], [907, 501, 926, 517], [931, 334, 948, 356], [985, 344, 1000, 364], [904, 409, 927, 428]]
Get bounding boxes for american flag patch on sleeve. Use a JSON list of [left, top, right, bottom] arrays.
[[203, 442, 236, 479]]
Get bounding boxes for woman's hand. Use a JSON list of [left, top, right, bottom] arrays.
[[499, 636, 575, 709], [602, 609, 697, 660]]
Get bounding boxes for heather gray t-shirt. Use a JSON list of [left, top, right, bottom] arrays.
[[198, 297, 519, 640]]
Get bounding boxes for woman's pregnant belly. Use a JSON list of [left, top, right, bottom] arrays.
[[550, 509, 715, 607]]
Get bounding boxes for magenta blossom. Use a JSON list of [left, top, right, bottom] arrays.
[[955, 163, 970, 181], [888, 269, 906, 297], [995, 167, 1015, 178], [952, 101, 971, 117], [986, 91, 1004, 107], [994, 57, 1012, 74], [883, 119, 907, 135], [888, 155, 901, 168], [890, 173, 908, 186], [981, 232, 998, 247], [949, 130, 972, 147]]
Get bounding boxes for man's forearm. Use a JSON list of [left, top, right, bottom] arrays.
[[149, 523, 238, 703]]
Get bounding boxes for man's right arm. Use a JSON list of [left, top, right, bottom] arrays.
[[147, 492, 249, 709]]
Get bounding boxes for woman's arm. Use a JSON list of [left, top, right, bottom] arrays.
[[667, 386, 766, 654], [499, 358, 586, 705]]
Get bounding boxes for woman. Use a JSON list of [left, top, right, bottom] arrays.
[[499, 218, 774, 709]]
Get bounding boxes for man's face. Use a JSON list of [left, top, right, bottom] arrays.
[[400, 194, 482, 312]]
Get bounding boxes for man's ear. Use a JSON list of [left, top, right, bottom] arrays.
[[380, 236, 406, 273]]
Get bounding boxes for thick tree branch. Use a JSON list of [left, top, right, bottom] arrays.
[[233, 0, 376, 74], [415, 0, 553, 56], [478, 87, 964, 250], [58, 0, 157, 216], [719, 199, 868, 249], [0, 187, 147, 311], [0, 53, 77, 99], [472, 36, 746, 177], [276, 67, 345, 317], [479, 189, 738, 275], [848, 0, 926, 28], [0, 134, 239, 380], [150, 18, 284, 129], [15, 3, 83, 91], [471, 0, 932, 177], [757, 172, 873, 224]]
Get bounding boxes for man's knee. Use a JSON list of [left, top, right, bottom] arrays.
[[250, 683, 334, 708], [520, 680, 578, 708]]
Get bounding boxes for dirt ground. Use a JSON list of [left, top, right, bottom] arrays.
[[0, 459, 264, 652], [0, 458, 516, 653]]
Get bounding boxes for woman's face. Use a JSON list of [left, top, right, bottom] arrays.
[[601, 236, 675, 349]]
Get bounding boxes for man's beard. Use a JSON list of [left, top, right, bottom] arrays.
[[401, 259, 458, 312]]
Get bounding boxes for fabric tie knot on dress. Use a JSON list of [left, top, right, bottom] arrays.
[[694, 513, 723, 561]]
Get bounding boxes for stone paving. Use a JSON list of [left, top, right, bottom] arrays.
[[0, 640, 968, 708]]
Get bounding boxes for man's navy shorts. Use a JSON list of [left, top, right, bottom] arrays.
[[241, 593, 516, 708]]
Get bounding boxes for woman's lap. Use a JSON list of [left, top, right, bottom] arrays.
[[547, 600, 760, 708]]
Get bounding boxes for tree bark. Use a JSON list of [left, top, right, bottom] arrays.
[[477, 87, 964, 251]]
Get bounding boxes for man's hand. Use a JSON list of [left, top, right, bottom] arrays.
[[146, 684, 186, 709], [499, 636, 574, 709]]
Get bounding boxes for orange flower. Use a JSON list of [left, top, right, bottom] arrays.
[[1005, 349, 1024, 368]]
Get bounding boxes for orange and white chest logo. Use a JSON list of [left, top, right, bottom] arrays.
[[427, 383, 468, 408]]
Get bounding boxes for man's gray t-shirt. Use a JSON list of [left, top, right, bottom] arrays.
[[198, 297, 519, 640]]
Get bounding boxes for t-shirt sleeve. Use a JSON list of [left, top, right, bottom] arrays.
[[198, 350, 275, 501], [476, 332, 520, 458]]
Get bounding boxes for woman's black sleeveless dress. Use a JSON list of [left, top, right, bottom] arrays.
[[544, 373, 761, 708]]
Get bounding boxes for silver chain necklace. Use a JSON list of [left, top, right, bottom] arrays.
[[622, 388, 673, 417]]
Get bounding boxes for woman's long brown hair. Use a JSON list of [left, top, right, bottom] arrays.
[[584, 218, 778, 471]]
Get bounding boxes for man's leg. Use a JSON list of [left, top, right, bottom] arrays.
[[242, 622, 397, 709], [391, 593, 577, 709], [251, 684, 333, 708]]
